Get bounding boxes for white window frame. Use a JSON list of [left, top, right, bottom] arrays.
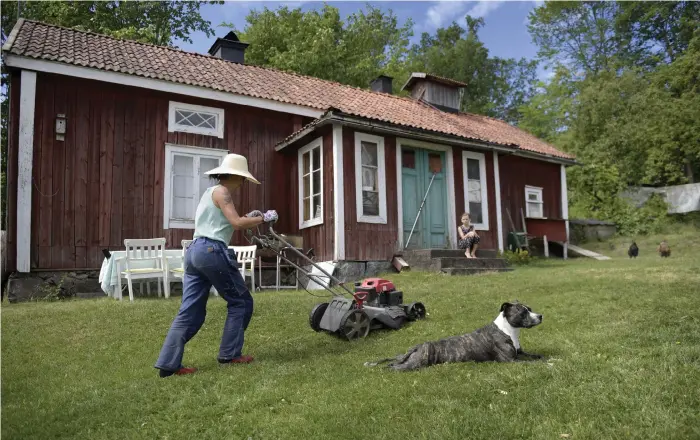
[[298, 137, 324, 229], [525, 185, 545, 219], [168, 101, 225, 139], [462, 151, 489, 230], [163, 143, 229, 229], [355, 132, 387, 224]]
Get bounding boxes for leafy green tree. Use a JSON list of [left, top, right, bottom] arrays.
[[403, 16, 538, 123], [227, 4, 413, 91]]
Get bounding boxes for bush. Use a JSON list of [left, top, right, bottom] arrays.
[[500, 249, 533, 265]]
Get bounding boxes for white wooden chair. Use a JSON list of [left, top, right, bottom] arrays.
[[116, 238, 169, 302], [170, 239, 193, 280], [230, 245, 257, 291]]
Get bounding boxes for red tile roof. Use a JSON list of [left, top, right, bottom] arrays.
[[3, 19, 574, 160]]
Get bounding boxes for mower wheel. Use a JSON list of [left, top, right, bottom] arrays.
[[339, 309, 371, 341], [309, 303, 329, 332], [405, 302, 427, 321]]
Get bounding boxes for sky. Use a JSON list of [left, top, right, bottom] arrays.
[[176, 0, 554, 81]]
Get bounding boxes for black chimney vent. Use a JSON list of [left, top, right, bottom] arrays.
[[370, 75, 393, 94], [208, 31, 249, 64]]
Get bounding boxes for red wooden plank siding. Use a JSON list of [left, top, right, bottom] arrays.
[[21, 72, 299, 269], [29, 78, 43, 269], [343, 129, 399, 261], [37, 74, 54, 268], [498, 155, 562, 244]]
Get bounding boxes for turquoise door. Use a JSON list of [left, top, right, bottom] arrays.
[[401, 147, 449, 249]]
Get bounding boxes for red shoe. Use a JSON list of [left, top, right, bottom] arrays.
[[219, 355, 254, 365], [159, 366, 197, 378]]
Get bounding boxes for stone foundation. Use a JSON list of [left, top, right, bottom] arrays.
[[5, 270, 103, 303]]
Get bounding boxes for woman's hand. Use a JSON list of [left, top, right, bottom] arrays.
[[263, 210, 278, 223], [245, 210, 263, 218]]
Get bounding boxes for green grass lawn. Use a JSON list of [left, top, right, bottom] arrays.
[[3, 229, 700, 440]]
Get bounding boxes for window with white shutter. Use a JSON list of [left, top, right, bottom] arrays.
[[462, 151, 489, 230], [163, 144, 229, 229], [298, 138, 324, 229], [168, 101, 225, 138], [354, 132, 387, 224], [525, 186, 544, 218]]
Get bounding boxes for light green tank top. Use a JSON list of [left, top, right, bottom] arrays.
[[192, 185, 234, 245]]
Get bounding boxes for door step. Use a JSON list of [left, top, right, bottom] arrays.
[[400, 249, 511, 275], [441, 267, 513, 276]]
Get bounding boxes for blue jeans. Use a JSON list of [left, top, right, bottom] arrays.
[[155, 237, 254, 372]]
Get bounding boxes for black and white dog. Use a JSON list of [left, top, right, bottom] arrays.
[[365, 301, 544, 371]]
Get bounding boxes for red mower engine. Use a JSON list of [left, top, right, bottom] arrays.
[[353, 278, 403, 309]]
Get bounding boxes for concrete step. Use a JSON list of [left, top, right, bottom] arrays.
[[437, 257, 510, 269], [402, 248, 499, 259], [441, 267, 513, 276]]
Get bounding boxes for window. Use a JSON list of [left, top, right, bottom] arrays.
[[355, 133, 387, 224], [168, 101, 225, 138], [163, 144, 228, 229], [462, 151, 489, 230], [525, 186, 544, 218], [298, 138, 323, 229]]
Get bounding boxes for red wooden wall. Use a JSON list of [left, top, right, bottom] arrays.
[[8, 72, 302, 270], [342, 128, 400, 261], [498, 154, 563, 244]]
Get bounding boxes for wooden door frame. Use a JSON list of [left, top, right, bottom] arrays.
[[396, 138, 457, 250]]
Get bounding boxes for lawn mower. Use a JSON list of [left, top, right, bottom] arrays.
[[244, 222, 427, 341]]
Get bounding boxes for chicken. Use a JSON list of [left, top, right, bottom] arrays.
[[628, 242, 638, 258]]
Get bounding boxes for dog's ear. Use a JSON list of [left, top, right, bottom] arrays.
[[500, 302, 511, 313]]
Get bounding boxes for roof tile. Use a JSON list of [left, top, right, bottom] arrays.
[[3, 20, 574, 160]]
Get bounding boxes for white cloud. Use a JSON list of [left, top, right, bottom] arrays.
[[422, 1, 505, 32]]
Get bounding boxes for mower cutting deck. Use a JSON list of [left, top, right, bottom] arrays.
[[309, 278, 426, 340], [245, 223, 427, 341]]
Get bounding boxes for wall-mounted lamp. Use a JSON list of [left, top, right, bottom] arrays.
[[55, 114, 66, 141]]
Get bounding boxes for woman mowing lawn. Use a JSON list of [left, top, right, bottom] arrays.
[[155, 154, 277, 377]]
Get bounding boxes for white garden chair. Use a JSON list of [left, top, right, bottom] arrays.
[[231, 245, 257, 291], [116, 238, 169, 302], [170, 239, 193, 280]]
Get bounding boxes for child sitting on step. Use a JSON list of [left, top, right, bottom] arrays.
[[457, 212, 480, 258]]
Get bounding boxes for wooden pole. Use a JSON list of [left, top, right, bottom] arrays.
[[543, 235, 549, 258]]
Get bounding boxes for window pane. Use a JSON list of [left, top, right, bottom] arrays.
[[173, 154, 194, 176], [361, 142, 378, 167], [303, 197, 311, 221], [469, 202, 483, 224], [199, 157, 219, 201], [312, 170, 321, 195], [200, 115, 216, 129], [172, 155, 194, 220], [467, 180, 482, 202], [303, 174, 311, 198], [363, 191, 379, 216], [528, 192, 540, 201], [312, 147, 321, 172], [362, 166, 377, 191], [466, 158, 480, 180], [312, 195, 322, 219], [174, 110, 190, 125], [428, 153, 442, 173], [303, 151, 310, 175], [402, 150, 415, 169], [527, 202, 543, 218]]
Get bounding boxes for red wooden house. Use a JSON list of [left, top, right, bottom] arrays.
[[2, 20, 575, 274]]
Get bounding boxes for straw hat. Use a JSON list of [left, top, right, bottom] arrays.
[[204, 154, 260, 184]]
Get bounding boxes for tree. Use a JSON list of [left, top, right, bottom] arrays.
[[405, 16, 538, 123], [227, 4, 413, 91], [0, 0, 220, 228], [527, 1, 621, 77]]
